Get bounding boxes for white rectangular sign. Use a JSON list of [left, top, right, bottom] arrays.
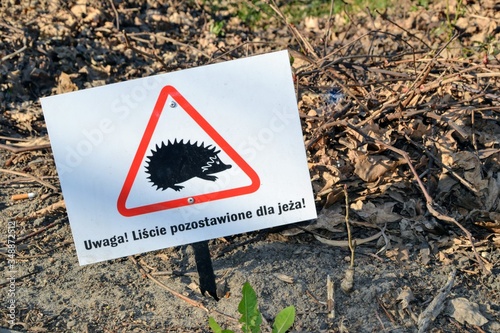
[[41, 50, 317, 265]]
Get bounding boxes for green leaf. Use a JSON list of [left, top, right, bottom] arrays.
[[238, 282, 262, 333], [272, 306, 296, 333], [209, 317, 223, 333], [209, 317, 235, 333]]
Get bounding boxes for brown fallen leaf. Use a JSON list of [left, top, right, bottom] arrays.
[[350, 200, 401, 224], [56, 72, 79, 94], [396, 286, 415, 310], [447, 298, 488, 326], [350, 152, 404, 183]]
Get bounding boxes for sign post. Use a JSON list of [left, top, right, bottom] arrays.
[[41, 50, 317, 298], [192, 241, 219, 300]]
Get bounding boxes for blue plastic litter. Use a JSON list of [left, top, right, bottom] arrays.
[[325, 88, 344, 104]]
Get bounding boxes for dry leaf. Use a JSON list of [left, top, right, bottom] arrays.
[[8, 111, 37, 132], [397, 287, 415, 310], [420, 248, 431, 265], [282, 205, 345, 236], [447, 298, 488, 326], [351, 152, 401, 182], [56, 72, 79, 94], [386, 246, 410, 262], [274, 273, 295, 284], [350, 201, 401, 224]]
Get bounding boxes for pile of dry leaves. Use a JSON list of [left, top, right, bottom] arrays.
[[291, 1, 500, 276]]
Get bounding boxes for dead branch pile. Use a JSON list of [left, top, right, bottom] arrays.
[[285, 4, 500, 276]]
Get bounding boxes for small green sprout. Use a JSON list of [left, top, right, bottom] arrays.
[[209, 282, 295, 333]]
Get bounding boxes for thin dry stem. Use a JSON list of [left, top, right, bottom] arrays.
[[128, 256, 209, 312], [327, 275, 335, 319], [0, 143, 52, 153], [0, 168, 58, 192], [417, 268, 456, 332], [122, 31, 169, 70], [344, 184, 355, 268], [342, 121, 490, 275]]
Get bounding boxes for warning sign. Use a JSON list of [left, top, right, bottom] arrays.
[[117, 85, 260, 216], [41, 50, 317, 265]]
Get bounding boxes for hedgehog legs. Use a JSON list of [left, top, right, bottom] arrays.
[[171, 185, 184, 191], [198, 174, 217, 181]]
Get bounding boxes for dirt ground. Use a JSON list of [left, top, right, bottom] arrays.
[[1, 0, 500, 332]]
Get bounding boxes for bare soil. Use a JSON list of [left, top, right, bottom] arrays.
[[1, 1, 500, 332]]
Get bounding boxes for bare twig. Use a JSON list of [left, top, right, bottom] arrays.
[[405, 135, 479, 194], [376, 9, 430, 49], [208, 40, 285, 64], [107, 0, 120, 30], [324, 67, 371, 113], [378, 297, 397, 325], [342, 122, 490, 275], [314, 230, 383, 248], [0, 168, 58, 192], [471, 109, 478, 153], [0, 143, 52, 153], [128, 255, 209, 311], [452, 82, 500, 102], [417, 268, 456, 333], [1, 43, 27, 62], [327, 275, 335, 319], [343, 121, 432, 204], [341, 184, 355, 293], [401, 33, 459, 108], [424, 111, 469, 138], [152, 33, 212, 60], [0, 271, 39, 287], [16, 218, 64, 243], [375, 310, 387, 331], [0, 135, 32, 142], [0, 20, 25, 34], [344, 185, 355, 269], [266, 0, 319, 61], [122, 31, 169, 70], [319, 33, 428, 73], [322, 0, 335, 57], [128, 256, 238, 322], [18, 199, 66, 221]]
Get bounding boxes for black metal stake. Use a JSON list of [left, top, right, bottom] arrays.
[[191, 240, 219, 301]]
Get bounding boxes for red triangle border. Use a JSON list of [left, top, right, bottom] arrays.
[[117, 85, 260, 217]]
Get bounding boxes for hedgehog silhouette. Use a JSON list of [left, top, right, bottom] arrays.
[[145, 139, 232, 191]]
